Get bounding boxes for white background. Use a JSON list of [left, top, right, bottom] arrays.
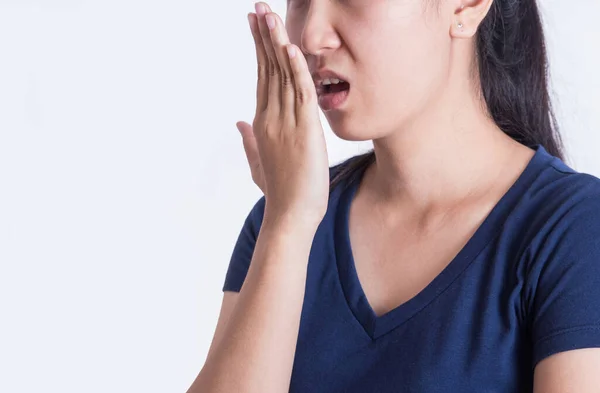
[[1, 1, 599, 392]]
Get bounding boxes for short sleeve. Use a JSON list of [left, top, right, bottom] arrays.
[[222, 195, 266, 292], [527, 194, 600, 368]]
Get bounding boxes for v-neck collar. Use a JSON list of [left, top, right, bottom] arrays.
[[333, 144, 554, 340]]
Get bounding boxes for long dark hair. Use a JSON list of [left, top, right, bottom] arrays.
[[330, 0, 565, 193]]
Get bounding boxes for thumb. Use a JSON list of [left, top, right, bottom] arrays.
[[236, 121, 254, 139], [236, 121, 260, 171]]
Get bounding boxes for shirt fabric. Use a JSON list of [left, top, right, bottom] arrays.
[[222, 144, 600, 392]]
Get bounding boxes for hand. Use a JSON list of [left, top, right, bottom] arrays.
[[237, 2, 330, 228]]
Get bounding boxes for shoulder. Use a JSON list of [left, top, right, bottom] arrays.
[[520, 166, 600, 268], [544, 172, 600, 245], [532, 167, 600, 228], [497, 157, 600, 273], [521, 166, 600, 369], [519, 156, 600, 234]]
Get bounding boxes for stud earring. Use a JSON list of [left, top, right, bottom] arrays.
[[457, 5, 465, 29]]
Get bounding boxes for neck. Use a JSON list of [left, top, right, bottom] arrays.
[[366, 81, 522, 215]]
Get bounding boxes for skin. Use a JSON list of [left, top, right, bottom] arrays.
[[286, 0, 600, 390], [189, 2, 331, 392], [285, 0, 533, 211], [191, 0, 600, 391]]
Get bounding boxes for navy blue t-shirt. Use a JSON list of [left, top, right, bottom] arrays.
[[222, 144, 600, 392]]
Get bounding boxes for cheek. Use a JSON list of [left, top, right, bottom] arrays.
[[363, 4, 449, 90], [364, 26, 448, 104], [284, 17, 303, 47]]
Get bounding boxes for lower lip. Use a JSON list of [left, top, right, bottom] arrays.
[[318, 87, 350, 112]]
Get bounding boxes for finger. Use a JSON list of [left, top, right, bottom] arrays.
[[236, 121, 261, 174], [236, 120, 255, 140], [255, 2, 281, 116], [265, 12, 296, 126], [247, 13, 268, 116], [286, 43, 318, 124]]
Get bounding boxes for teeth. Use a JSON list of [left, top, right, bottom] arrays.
[[321, 78, 344, 86]]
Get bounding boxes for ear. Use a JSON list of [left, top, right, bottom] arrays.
[[450, 0, 494, 39]]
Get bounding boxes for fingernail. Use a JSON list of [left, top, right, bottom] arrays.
[[247, 13, 256, 31], [287, 45, 296, 59], [236, 122, 244, 134], [265, 14, 275, 30], [255, 3, 266, 16]]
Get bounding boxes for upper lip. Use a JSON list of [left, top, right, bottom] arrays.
[[311, 69, 350, 91]]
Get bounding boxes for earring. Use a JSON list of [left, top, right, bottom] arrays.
[[457, 4, 465, 29]]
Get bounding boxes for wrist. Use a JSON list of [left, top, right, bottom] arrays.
[[261, 210, 322, 238]]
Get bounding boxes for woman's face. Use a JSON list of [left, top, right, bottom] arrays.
[[285, 0, 456, 141]]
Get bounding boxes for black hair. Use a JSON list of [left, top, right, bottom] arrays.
[[329, 0, 565, 193]]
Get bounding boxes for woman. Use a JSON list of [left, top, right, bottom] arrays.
[[190, 0, 600, 391]]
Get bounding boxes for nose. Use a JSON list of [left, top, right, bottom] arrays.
[[299, 4, 341, 57]]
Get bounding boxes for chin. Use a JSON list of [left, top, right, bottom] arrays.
[[328, 115, 392, 142], [329, 124, 377, 142]]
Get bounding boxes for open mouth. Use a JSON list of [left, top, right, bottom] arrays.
[[322, 81, 350, 95], [317, 80, 351, 111]]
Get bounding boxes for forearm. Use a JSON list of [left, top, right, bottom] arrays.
[[196, 217, 317, 393]]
